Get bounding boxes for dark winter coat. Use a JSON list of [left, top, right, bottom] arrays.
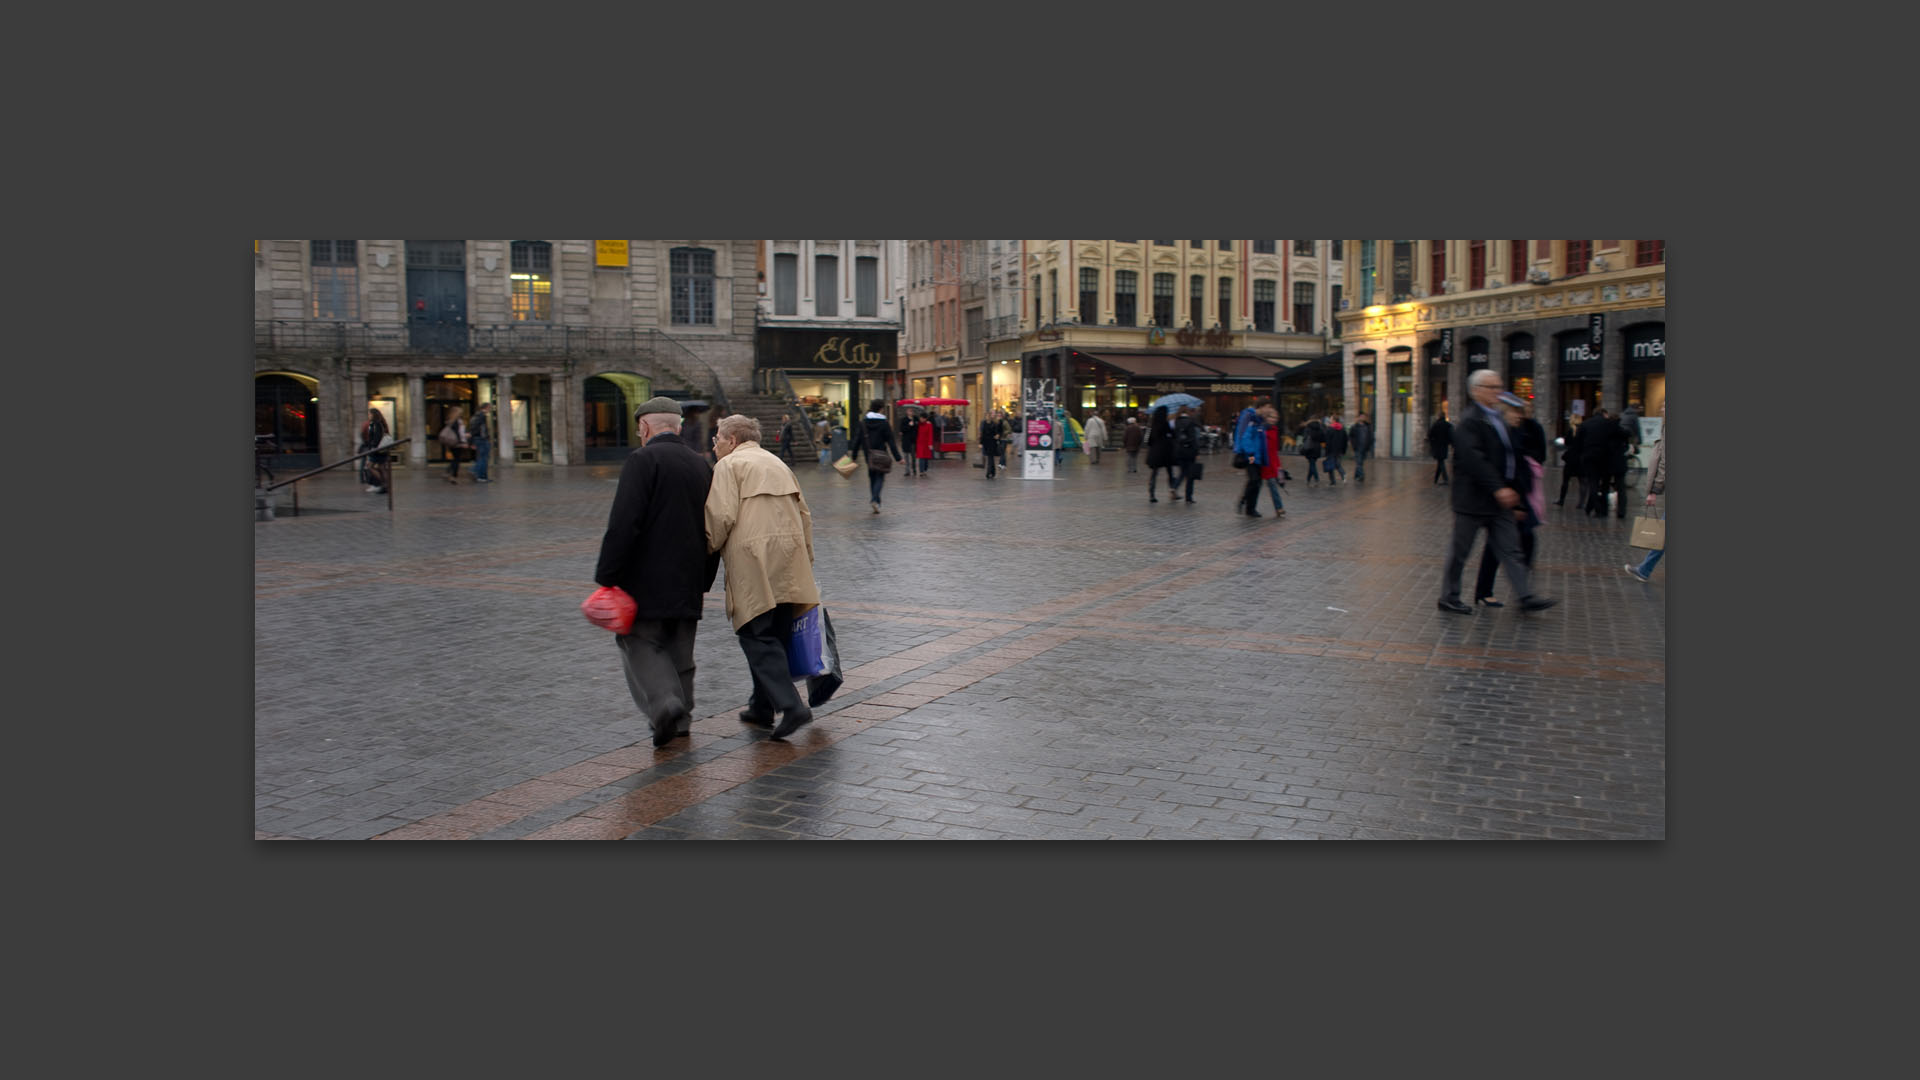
[[978, 418, 1005, 455], [1300, 421, 1324, 461], [1173, 415, 1201, 464], [1122, 421, 1145, 451], [594, 433, 719, 622], [1145, 408, 1175, 468], [1325, 424, 1349, 456], [1349, 420, 1374, 456], [852, 413, 902, 466], [1450, 405, 1521, 517], [1427, 418, 1453, 461], [1516, 417, 1548, 465], [1580, 414, 1629, 472]]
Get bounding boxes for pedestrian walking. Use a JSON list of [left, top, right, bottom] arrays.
[[1438, 371, 1556, 615], [1172, 407, 1201, 503], [1231, 397, 1267, 511], [1235, 403, 1285, 517], [469, 402, 494, 483], [851, 399, 902, 513], [979, 409, 1004, 479], [1427, 412, 1453, 485], [999, 408, 1012, 470], [1472, 392, 1542, 608], [1145, 404, 1178, 503], [898, 410, 921, 477], [1579, 408, 1620, 516], [705, 414, 822, 741], [1350, 413, 1373, 482], [1625, 400, 1668, 582], [914, 406, 936, 476], [777, 417, 796, 463], [360, 406, 391, 494], [1324, 417, 1348, 484], [1300, 418, 1325, 484], [1083, 411, 1108, 465], [1122, 415, 1144, 473], [593, 397, 719, 748], [438, 407, 470, 484], [1556, 417, 1586, 507]]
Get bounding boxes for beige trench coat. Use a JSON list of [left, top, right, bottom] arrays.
[[705, 442, 821, 631]]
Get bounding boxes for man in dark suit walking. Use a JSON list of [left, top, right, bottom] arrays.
[[594, 397, 721, 747], [1438, 371, 1557, 615]]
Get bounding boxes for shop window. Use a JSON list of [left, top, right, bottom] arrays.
[[1636, 240, 1664, 266], [1079, 267, 1099, 324], [856, 256, 878, 316], [670, 247, 716, 325], [1254, 240, 1276, 254], [816, 254, 838, 317], [1469, 240, 1485, 290], [1152, 273, 1174, 327], [1115, 270, 1137, 326], [510, 241, 552, 321], [1565, 239, 1592, 277], [1292, 282, 1314, 333], [310, 240, 358, 320], [1253, 280, 1276, 332], [774, 253, 798, 315]]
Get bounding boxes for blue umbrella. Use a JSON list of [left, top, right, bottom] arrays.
[[1149, 392, 1202, 411]]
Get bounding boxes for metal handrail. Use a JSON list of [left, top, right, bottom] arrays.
[[642, 329, 731, 415], [262, 438, 412, 515], [768, 369, 818, 457]]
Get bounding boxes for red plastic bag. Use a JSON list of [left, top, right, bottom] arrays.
[[581, 586, 637, 634]]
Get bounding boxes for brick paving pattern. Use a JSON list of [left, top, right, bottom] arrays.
[[255, 449, 1665, 840]]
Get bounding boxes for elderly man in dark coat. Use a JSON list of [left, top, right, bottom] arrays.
[[1438, 371, 1557, 615], [594, 397, 720, 748], [1580, 408, 1630, 517]]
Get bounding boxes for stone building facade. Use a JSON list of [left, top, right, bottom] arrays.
[[1334, 239, 1667, 458], [253, 239, 758, 470]]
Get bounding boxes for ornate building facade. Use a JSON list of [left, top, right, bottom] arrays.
[[1334, 240, 1667, 457]]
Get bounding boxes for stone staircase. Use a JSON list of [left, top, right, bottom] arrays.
[[731, 392, 818, 457]]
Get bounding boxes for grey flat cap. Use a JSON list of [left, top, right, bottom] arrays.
[[634, 396, 683, 417]]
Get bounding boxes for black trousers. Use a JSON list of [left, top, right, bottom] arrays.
[[737, 605, 806, 717], [1432, 457, 1449, 483], [1474, 514, 1538, 600], [1443, 510, 1531, 603], [1558, 466, 1580, 503], [1147, 465, 1179, 496], [617, 618, 698, 736], [1240, 464, 1264, 511]]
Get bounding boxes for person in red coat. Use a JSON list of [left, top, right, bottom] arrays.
[[914, 410, 936, 476]]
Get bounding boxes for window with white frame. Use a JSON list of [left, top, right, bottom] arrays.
[[670, 247, 715, 325], [510, 240, 552, 321], [310, 240, 358, 319]]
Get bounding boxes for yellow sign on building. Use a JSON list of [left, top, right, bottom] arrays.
[[595, 240, 629, 267]]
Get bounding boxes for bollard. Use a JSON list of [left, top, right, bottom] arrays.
[[255, 487, 275, 521]]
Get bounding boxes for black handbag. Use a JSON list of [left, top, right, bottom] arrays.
[[1231, 451, 1250, 468]]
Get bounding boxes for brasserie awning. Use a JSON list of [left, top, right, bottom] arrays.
[[1075, 352, 1223, 380]]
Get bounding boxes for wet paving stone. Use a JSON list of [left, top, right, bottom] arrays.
[[259, 451, 1664, 840]]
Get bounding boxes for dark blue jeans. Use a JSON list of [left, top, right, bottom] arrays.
[[472, 438, 491, 480], [868, 469, 886, 504]]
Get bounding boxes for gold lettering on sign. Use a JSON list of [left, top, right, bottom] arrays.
[[1209, 383, 1253, 393], [810, 336, 883, 368]]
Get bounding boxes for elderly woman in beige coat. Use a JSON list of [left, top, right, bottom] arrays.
[[706, 413, 823, 739]]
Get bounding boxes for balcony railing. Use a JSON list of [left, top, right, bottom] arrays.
[[254, 321, 730, 413]]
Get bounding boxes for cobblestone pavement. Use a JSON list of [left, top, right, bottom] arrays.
[[255, 447, 1665, 840]]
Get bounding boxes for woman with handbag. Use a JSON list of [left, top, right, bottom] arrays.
[[1249, 405, 1287, 517], [439, 407, 470, 484], [1144, 405, 1177, 503], [1625, 401, 1668, 582], [851, 400, 902, 514]]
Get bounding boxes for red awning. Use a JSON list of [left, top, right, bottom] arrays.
[[1077, 352, 1222, 379]]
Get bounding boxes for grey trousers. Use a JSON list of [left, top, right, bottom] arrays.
[[737, 605, 806, 716], [1442, 510, 1531, 603], [617, 618, 698, 736]]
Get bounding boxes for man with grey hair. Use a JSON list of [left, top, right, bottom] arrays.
[[1438, 370, 1557, 615], [594, 397, 719, 748], [707, 413, 823, 739]]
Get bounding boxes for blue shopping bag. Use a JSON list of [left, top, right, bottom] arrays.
[[785, 606, 830, 678]]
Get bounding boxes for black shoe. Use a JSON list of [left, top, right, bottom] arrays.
[[1150, 495, 1158, 503], [771, 708, 814, 739], [1185, 498, 1195, 504], [1475, 597, 1504, 608], [1519, 596, 1558, 612], [1437, 599, 1473, 615], [652, 727, 677, 748], [738, 709, 775, 730], [1246, 510, 1262, 517]]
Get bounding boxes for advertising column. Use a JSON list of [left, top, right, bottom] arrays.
[[1022, 372, 1058, 480]]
